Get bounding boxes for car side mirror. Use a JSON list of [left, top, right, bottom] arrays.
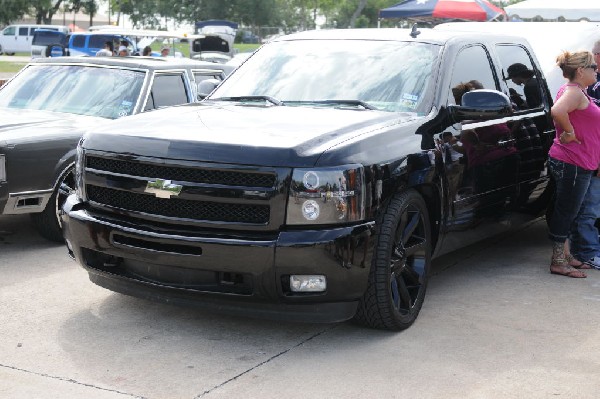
[[197, 79, 220, 100], [449, 89, 512, 122]]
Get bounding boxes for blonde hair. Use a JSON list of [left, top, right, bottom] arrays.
[[556, 50, 594, 80]]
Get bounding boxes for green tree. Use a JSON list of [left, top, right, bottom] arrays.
[[30, 0, 65, 24], [0, 0, 29, 25]]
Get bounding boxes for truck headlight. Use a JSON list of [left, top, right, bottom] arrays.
[[75, 140, 85, 200], [287, 165, 365, 225]]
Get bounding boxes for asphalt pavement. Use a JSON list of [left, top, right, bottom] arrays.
[[0, 214, 599, 399]]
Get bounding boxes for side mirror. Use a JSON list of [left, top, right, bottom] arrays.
[[449, 89, 512, 122], [197, 79, 220, 100]]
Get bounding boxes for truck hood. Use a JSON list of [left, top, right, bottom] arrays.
[[0, 108, 105, 143], [83, 102, 422, 167]]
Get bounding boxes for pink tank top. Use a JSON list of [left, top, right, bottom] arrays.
[[549, 83, 600, 170]]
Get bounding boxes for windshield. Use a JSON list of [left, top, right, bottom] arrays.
[[210, 39, 440, 113], [0, 65, 146, 119]]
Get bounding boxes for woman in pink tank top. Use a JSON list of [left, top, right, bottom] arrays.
[[547, 50, 600, 278]]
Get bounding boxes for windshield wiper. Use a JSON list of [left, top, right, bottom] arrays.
[[211, 95, 284, 106], [286, 99, 378, 110]]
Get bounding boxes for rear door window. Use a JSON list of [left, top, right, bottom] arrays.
[[495, 44, 544, 110], [18, 27, 29, 36]]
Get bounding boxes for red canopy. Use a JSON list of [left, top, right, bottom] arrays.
[[380, 0, 506, 21]]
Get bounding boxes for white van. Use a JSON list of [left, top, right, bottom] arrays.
[[0, 24, 69, 55]]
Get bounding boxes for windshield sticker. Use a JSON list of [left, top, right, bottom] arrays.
[[400, 93, 419, 109], [118, 100, 133, 117]]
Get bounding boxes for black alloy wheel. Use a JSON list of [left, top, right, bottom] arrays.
[[354, 189, 432, 331]]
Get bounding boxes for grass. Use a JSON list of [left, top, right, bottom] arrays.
[[0, 61, 26, 73]]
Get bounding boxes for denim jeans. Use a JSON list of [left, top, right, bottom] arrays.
[[547, 157, 593, 243], [570, 175, 600, 261]]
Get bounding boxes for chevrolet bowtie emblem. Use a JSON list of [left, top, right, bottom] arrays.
[[144, 179, 183, 199]]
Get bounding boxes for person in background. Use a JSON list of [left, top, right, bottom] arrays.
[[117, 45, 129, 57], [142, 46, 152, 56], [160, 46, 170, 57], [95, 41, 113, 57], [547, 50, 600, 278], [568, 40, 600, 270]]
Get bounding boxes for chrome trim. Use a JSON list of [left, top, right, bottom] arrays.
[[0, 154, 5, 182], [2, 189, 52, 214]]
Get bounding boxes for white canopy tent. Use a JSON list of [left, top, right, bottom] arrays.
[[504, 0, 600, 22]]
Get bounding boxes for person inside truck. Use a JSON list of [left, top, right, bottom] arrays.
[[505, 63, 543, 109], [547, 50, 600, 278], [160, 46, 170, 57], [142, 46, 152, 56]]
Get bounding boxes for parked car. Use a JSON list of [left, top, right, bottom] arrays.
[[239, 30, 260, 44], [0, 56, 233, 241], [31, 29, 69, 58], [62, 28, 554, 330], [0, 24, 68, 55]]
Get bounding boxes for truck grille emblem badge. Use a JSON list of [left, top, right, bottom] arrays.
[[144, 179, 183, 199]]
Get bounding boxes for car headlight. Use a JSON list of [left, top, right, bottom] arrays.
[[287, 165, 365, 225], [75, 139, 85, 200]]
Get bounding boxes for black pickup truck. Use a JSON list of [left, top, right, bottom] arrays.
[[62, 27, 555, 331]]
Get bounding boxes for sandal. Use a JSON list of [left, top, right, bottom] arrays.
[[565, 254, 592, 269], [550, 263, 587, 278]]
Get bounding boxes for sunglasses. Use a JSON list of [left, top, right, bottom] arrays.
[[585, 64, 598, 71]]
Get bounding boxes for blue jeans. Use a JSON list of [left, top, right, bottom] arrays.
[[547, 157, 593, 243], [570, 175, 600, 261]]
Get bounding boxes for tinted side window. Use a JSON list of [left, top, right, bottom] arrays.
[[19, 27, 29, 36], [448, 45, 497, 105], [496, 44, 544, 110], [72, 35, 85, 48], [89, 35, 109, 49], [145, 74, 189, 111]]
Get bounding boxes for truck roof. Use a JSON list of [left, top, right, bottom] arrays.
[[274, 27, 532, 46]]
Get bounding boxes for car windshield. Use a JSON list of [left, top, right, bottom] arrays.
[[210, 39, 440, 113], [0, 64, 146, 119]]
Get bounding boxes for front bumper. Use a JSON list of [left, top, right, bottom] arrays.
[[62, 195, 376, 323]]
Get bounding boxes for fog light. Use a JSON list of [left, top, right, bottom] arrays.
[[290, 275, 326, 292]]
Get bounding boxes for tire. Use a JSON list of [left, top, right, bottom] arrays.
[[31, 167, 75, 242], [354, 189, 432, 331], [45, 43, 66, 57]]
